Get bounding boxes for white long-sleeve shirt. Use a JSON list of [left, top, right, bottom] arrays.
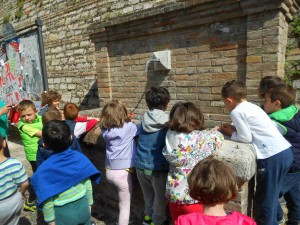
[[230, 101, 291, 159]]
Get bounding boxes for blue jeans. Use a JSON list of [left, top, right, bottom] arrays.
[[254, 148, 293, 225], [277, 171, 300, 225]]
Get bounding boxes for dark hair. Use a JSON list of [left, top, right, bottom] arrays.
[[145, 87, 170, 110], [18, 100, 36, 112], [168, 102, 204, 133], [42, 107, 63, 125], [41, 90, 61, 107], [42, 120, 72, 152], [266, 84, 295, 109], [100, 100, 128, 129], [188, 157, 238, 207], [63, 103, 79, 120], [258, 76, 283, 99], [221, 80, 247, 101]]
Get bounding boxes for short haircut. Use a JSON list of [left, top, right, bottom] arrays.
[[258, 76, 283, 99], [42, 107, 63, 125], [41, 90, 61, 106], [221, 80, 247, 101], [63, 103, 79, 120], [100, 100, 128, 129], [145, 87, 170, 110], [168, 102, 204, 133], [42, 120, 72, 152], [266, 84, 295, 109], [18, 100, 36, 112], [188, 157, 238, 207]]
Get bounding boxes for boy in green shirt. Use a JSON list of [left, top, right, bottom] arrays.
[[18, 99, 43, 212]]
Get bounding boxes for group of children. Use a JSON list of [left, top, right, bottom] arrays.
[[0, 76, 299, 225]]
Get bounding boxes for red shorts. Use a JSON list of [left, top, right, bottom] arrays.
[[169, 202, 203, 222]]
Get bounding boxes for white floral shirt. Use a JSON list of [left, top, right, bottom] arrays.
[[163, 129, 224, 204]]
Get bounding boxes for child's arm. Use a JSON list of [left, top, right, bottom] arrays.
[[20, 124, 42, 137], [43, 198, 56, 224], [19, 180, 29, 198], [82, 178, 93, 206]]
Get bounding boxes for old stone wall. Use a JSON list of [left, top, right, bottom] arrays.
[[1, 0, 299, 223], [0, 0, 184, 109]]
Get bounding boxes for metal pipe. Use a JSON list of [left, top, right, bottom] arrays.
[[35, 17, 48, 90]]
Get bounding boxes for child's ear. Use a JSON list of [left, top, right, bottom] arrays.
[[42, 142, 48, 148], [274, 100, 282, 108], [2, 139, 6, 149], [226, 97, 234, 105]]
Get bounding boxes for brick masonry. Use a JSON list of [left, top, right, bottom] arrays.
[[1, 0, 299, 223]]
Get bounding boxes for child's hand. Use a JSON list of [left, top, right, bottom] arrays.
[[220, 123, 236, 136], [0, 104, 12, 115]]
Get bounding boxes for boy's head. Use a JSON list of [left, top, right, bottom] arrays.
[[63, 103, 79, 120], [18, 100, 38, 123], [168, 102, 204, 133], [42, 120, 72, 152], [221, 80, 247, 112], [258, 76, 283, 99], [42, 107, 63, 125], [145, 87, 170, 111], [263, 84, 295, 114], [41, 90, 61, 108], [188, 157, 238, 207]]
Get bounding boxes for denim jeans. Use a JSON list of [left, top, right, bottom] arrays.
[[277, 171, 300, 225], [254, 148, 293, 225]]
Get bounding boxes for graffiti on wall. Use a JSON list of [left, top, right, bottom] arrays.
[[0, 31, 44, 105]]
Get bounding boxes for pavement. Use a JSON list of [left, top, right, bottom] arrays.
[[8, 140, 113, 225]]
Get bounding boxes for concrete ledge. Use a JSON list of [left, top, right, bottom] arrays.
[[216, 139, 257, 181]]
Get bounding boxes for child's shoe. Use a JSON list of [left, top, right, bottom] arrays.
[[143, 215, 152, 225], [23, 198, 37, 212]]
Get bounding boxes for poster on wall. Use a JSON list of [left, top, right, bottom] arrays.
[[0, 31, 44, 105]]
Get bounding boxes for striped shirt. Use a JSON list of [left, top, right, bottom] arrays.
[[43, 179, 93, 222], [0, 158, 28, 201]]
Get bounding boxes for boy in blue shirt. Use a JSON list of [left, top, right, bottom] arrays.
[[263, 84, 300, 225], [135, 87, 170, 225]]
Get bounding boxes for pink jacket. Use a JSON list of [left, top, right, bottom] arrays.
[[176, 212, 257, 225]]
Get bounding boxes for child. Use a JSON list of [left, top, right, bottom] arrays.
[[30, 120, 101, 225], [0, 135, 29, 225], [0, 100, 12, 157], [220, 80, 293, 225], [18, 99, 43, 212], [100, 100, 139, 225], [36, 107, 82, 167], [135, 87, 170, 225], [176, 157, 257, 225], [263, 84, 300, 225], [39, 90, 61, 115], [162, 102, 224, 222], [257, 75, 283, 99], [63, 102, 99, 139]]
